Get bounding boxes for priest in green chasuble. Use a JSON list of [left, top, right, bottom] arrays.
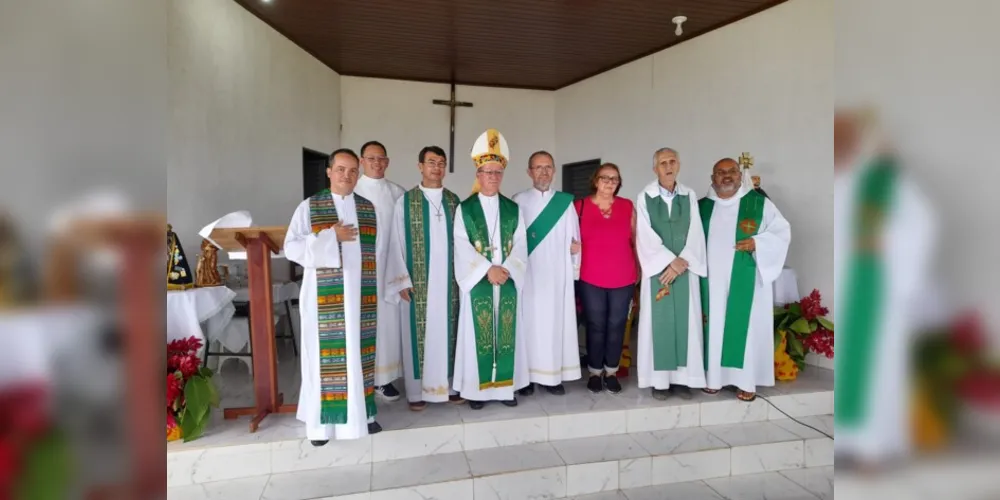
[[283, 149, 382, 446], [700, 157, 790, 402], [511, 151, 581, 396], [635, 148, 708, 400], [384, 146, 466, 411], [453, 129, 530, 410]]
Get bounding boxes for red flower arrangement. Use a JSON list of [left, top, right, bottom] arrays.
[[167, 336, 218, 442], [774, 289, 836, 370]]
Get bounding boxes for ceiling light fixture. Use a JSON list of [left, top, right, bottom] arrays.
[[672, 16, 687, 36]]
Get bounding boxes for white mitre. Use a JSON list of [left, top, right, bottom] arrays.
[[469, 128, 509, 195]]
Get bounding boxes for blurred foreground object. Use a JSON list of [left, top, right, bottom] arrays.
[[41, 212, 166, 498], [0, 214, 35, 307], [834, 107, 939, 467], [913, 312, 1000, 451]]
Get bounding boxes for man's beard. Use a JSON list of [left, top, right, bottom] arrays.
[[534, 181, 551, 191], [713, 181, 741, 195]]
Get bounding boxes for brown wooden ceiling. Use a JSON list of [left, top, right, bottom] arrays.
[[234, 0, 788, 90]]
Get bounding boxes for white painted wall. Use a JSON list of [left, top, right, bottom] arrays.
[[167, 0, 341, 265], [0, 0, 168, 250], [556, 0, 833, 311], [340, 76, 556, 196]]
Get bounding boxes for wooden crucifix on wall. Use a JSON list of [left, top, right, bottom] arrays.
[[432, 82, 473, 172]]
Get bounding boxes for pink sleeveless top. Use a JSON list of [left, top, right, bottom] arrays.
[[576, 196, 638, 289]]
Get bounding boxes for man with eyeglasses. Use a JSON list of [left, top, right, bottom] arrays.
[[354, 140, 406, 402], [511, 151, 581, 396], [452, 129, 530, 410], [384, 146, 467, 411]]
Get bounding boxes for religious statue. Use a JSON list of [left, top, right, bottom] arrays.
[[739, 152, 770, 199], [195, 239, 222, 287], [167, 224, 195, 291], [0, 214, 33, 307]]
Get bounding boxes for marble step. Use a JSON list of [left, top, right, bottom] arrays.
[[168, 369, 833, 487], [167, 415, 833, 500], [569, 468, 834, 500]]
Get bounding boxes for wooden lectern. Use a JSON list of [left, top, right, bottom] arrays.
[[209, 226, 297, 432]]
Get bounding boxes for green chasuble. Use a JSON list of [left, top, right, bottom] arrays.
[[698, 190, 766, 370], [836, 157, 896, 428], [461, 194, 519, 390], [526, 191, 574, 255], [645, 193, 692, 371], [402, 187, 461, 380], [309, 190, 378, 424]]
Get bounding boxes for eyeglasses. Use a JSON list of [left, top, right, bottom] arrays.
[[422, 160, 446, 168], [598, 175, 620, 184], [530, 165, 554, 172], [364, 156, 389, 163], [479, 170, 504, 177]]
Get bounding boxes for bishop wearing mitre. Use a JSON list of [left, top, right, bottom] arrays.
[[452, 129, 530, 409], [700, 157, 790, 402]]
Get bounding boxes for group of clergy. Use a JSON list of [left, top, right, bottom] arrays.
[[283, 128, 791, 446]]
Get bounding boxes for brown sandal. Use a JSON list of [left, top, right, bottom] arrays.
[[702, 388, 721, 395], [737, 390, 757, 402]]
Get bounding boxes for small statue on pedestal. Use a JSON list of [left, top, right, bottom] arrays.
[[195, 239, 222, 287], [167, 224, 195, 291]]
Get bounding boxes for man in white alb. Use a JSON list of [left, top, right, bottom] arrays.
[[699, 157, 791, 402], [354, 140, 406, 401], [511, 151, 581, 396], [384, 146, 467, 411], [453, 128, 530, 410], [284, 149, 383, 445], [635, 148, 707, 400]]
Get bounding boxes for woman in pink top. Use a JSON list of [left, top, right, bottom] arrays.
[[574, 163, 638, 394]]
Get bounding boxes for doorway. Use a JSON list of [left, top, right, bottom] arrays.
[[302, 148, 329, 199], [561, 158, 601, 199]]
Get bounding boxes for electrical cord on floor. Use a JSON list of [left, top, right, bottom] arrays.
[[758, 394, 834, 440]]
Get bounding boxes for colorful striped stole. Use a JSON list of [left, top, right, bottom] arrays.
[[309, 189, 378, 425]]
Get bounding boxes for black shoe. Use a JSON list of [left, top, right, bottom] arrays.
[[518, 384, 535, 396], [546, 384, 566, 396], [603, 374, 622, 394], [470, 400, 485, 410], [376, 383, 401, 402], [587, 375, 603, 394], [501, 398, 518, 407], [310, 440, 329, 447], [651, 389, 669, 401], [367, 421, 382, 434], [670, 385, 693, 400]]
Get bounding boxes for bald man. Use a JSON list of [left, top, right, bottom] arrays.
[[698, 158, 790, 402]]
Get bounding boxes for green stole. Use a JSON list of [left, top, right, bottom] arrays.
[[461, 194, 519, 390], [698, 189, 766, 370], [836, 158, 896, 427], [645, 192, 692, 371], [308, 190, 378, 424], [526, 191, 574, 255], [402, 186, 461, 380]]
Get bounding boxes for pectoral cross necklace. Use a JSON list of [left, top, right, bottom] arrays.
[[487, 202, 500, 254], [427, 198, 444, 221]]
